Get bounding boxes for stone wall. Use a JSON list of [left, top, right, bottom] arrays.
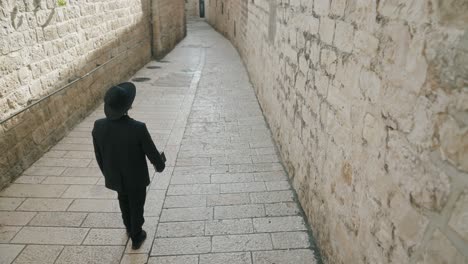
[[206, 0, 468, 263], [185, 0, 200, 18], [0, 0, 186, 189], [152, 0, 186, 58]]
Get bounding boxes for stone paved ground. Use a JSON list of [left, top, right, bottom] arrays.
[[0, 20, 318, 264]]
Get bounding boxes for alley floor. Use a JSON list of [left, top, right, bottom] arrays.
[[0, 20, 319, 264]]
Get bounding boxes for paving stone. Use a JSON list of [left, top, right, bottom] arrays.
[[52, 144, 94, 151], [0, 184, 68, 198], [160, 207, 213, 222], [18, 198, 73, 211], [211, 156, 252, 165], [211, 173, 255, 183], [205, 219, 253, 235], [219, 182, 266, 193], [265, 181, 290, 191], [252, 249, 317, 264], [64, 151, 95, 159], [212, 233, 273, 252], [29, 212, 87, 227], [0, 197, 24, 210], [229, 163, 283, 173], [164, 195, 206, 208], [0, 244, 25, 264], [170, 174, 211, 184], [62, 167, 102, 177], [11, 227, 89, 245], [55, 246, 124, 264], [167, 184, 220, 195], [250, 191, 294, 204], [14, 176, 46, 184], [83, 228, 128, 245], [271, 231, 310, 249], [42, 177, 99, 185], [265, 202, 301, 216], [200, 252, 252, 264], [0, 226, 21, 243], [35, 158, 92, 167], [81, 213, 126, 228], [206, 193, 250, 206], [0, 211, 36, 225], [253, 216, 307, 232], [67, 199, 120, 212], [214, 204, 265, 219], [251, 155, 280, 163], [148, 255, 199, 264], [43, 150, 68, 158], [120, 254, 148, 264], [156, 221, 205, 237], [23, 166, 66, 176], [253, 171, 288, 182], [176, 157, 211, 166], [62, 185, 116, 199], [13, 245, 63, 264], [151, 237, 211, 255]]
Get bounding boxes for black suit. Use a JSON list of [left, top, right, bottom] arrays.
[[92, 115, 165, 239]]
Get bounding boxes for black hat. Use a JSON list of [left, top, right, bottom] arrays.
[[104, 82, 136, 120]]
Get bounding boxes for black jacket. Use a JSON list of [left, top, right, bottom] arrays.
[[92, 115, 165, 193]]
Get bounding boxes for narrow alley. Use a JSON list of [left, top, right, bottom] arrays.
[[0, 20, 319, 264]]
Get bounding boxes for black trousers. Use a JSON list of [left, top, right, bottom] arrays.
[[117, 188, 146, 241]]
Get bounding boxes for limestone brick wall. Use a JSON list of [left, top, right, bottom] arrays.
[[0, 0, 186, 189], [152, 0, 186, 58], [185, 0, 200, 18], [206, 0, 468, 263]]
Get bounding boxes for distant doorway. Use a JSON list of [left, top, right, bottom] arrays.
[[199, 0, 205, 18]]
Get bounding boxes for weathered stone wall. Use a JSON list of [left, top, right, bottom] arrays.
[[0, 0, 186, 189], [152, 0, 186, 58], [206, 0, 468, 263], [185, 0, 200, 18]]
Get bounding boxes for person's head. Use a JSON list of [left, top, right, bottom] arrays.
[[104, 82, 136, 120]]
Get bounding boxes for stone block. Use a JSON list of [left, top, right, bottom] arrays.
[[212, 233, 273, 252], [83, 228, 128, 245], [55, 246, 124, 264], [148, 255, 198, 264], [252, 249, 317, 264], [250, 191, 294, 203], [415, 229, 466, 264], [334, 20, 354, 52], [200, 252, 252, 264], [319, 17, 335, 45], [449, 190, 468, 241], [151, 237, 211, 255], [160, 207, 213, 222], [253, 216, 307, 232], [29, 212, 87, 227], [156, 221, 205, 237], [0, 244, 25, 264], [314, 0, 330, 16], [13, 245, 63, 264], [0, 226, 22, 243], [206, 193, 250, 206], [205, 219, 254, 235], [214, 204, 265, 219], [272, 231, 310, 249], [18, 198, 73, 211], [12, 226, 89, 245]]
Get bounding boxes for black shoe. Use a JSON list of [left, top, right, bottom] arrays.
[[131, 230, 147, 250]]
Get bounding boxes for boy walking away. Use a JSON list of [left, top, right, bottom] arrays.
[[92, 82, 166, 250]]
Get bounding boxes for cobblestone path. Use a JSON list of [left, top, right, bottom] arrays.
[[0, 20, 319, 264]]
